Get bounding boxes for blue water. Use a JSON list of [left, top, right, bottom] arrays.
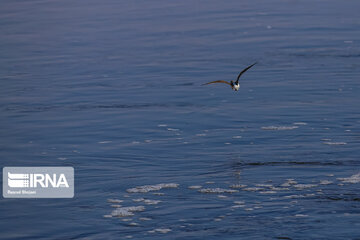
[[1, 0, 360, 239]]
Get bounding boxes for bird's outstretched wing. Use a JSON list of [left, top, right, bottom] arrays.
[[202, 80, 231, 86], [236, 62, 257, 84]]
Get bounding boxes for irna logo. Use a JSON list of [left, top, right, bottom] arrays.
[[8, 172, 69, 188]]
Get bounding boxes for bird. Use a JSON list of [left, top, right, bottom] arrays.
[[202, 62, 257, 91]]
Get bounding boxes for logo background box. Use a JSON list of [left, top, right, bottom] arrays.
[[3, 167, 74, 198]]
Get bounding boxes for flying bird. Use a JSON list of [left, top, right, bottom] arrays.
[[202, 62, 257, 91]]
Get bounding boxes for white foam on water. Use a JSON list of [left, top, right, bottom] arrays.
[[293, 184, 317, 189], [121, 218, 133, 222], [243, 187, 264, 192], [323, 141, 347, 145], [188, 185, 202, 189], [338, 173, 360, 183], [321, 138, 332, 141], [293, 122, 307, 125], [149, 228, 172, 234], [234, 201, 245, 205], [107, 199, 123, 203], [111, 206, 145, 217], [232, 136, 242, 139], [319, 180, 333, 185], [284, 194, 305, 199], [111, 209, 134, 217], [57, 157, 67, 160], [284, 193, 315, 199], [218, 195, 228, 198], [294, 214, 308, 217], [143, 199, 162, 205], [133, 198, 145, 202], [198, 188, 239, 194], [205, 181, 215, 184], [167, 128, 180, 132], [98, 141, 112, 144], [231, 205, 245, 209], [270, 187, 289, 191], [127, 183, 179, 193], [133, 198, 161, 205], [139, 217, 152, 221], [196, 133, 207, 136], [230, 184, 247, 189], [261, 126, 299, 130], [259, 191, 277, 194], [152, 192, 165, 196], [255, 184, 273, 188], [110, 204, 122, 208], [281, 179, 298, 187], [157, 124, 167, 127]]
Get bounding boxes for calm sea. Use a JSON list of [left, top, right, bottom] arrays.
[[1, 0, 360, 239]]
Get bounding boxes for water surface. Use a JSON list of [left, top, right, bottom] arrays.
[[1, 0, 360, 239]]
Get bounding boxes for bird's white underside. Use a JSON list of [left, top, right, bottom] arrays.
[[233, 83, 240, 91]]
